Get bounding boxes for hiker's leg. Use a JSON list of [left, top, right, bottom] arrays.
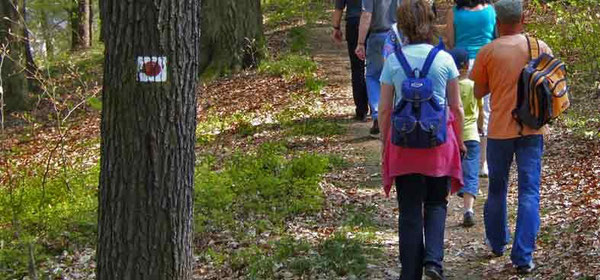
[[365, 32, 387, 120], [459, 140, 481, 211], [511, 135, 544, 267], [423, 176, 450, 271], [346, 20, 368, 118], [484, 138, 514, 254], [396, 175, 426, 280]]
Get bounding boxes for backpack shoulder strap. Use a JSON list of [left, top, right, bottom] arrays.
[[420, 47, 441, 78], [526, 36, 540, 60], [394, 46, 416, 78]]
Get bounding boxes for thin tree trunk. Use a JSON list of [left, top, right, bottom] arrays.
[[41, 10, 54, 58], [72, 0, 90, 50], [97, 0, 201, 279], [21, 0, 37, 78], [88, 0, 93, 46]]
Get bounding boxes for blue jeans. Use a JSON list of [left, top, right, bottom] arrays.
[[396, 175, 449, 279], [484, 135, 544, 266], [458, 140, 480, 198], [366, 32, 387, 120]]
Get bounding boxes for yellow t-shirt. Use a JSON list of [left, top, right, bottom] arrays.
[[470, 34, 552, 139], [459, 79, 480, 142]]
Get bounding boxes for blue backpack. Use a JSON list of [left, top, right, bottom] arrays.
[[392, 46, 447, 148]]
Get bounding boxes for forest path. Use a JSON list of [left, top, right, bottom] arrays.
[[308, 24, 500, 280]]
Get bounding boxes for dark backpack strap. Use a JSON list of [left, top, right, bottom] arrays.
[[394, 47, 416, 79], [420, 47, 441, 78]]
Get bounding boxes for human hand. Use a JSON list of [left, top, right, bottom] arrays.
[[355, 44, 366, 60], [332, 29, 343, 44], [459, 142, 467, 158]]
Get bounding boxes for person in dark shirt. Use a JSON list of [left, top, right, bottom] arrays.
[[332, 0, 369, 121], [355, 0, 402, 137]]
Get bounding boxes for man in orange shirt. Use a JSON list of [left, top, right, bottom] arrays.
[[470, 0, 551, 275]]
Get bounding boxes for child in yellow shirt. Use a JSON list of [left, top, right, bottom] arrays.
[[448, 48, 483, 227]]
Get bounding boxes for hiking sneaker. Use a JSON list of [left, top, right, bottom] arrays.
[[516, 263, 536, 275], [485, 239, 504, 258], [480, 161, 489, 177], [369, 119, 380, 138], [463, 210, 475, 227], [424, 264, 446, 280], [355, 113, 368, 122]]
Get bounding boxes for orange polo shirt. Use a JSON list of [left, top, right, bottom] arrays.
[[470, 34, 553, 139]]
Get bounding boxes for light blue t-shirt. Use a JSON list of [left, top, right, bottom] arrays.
[[380, 44, 460, 106], [454, 5, 497, 59]]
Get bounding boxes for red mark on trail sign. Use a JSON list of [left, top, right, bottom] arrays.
[[137, 57, 167, 82], [143, 61, 162, 77]]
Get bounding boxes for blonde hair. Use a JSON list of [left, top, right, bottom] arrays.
[[396, 0, 436, 44]]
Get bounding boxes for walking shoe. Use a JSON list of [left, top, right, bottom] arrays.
[[485, 238, 504, 258], [369, 119, 379, 138], [463, 211, 475, 227], [424, 264, 446, 280], [516, 263, 536, 275], [355, 113, 368, 122], [480, 161, 489, 177]]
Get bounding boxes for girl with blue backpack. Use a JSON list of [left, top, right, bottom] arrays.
[[378, 0, 466, 279]]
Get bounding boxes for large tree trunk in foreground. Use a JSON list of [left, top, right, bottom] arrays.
[[0, 0, 28, 111], [199, 0, 263, 74], [97, 0, 200, 279]]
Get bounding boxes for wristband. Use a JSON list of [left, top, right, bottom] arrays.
[[333, 26, 341, 30]]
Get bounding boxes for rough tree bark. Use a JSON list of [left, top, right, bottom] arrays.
[[88, 0, 93, 46], [21, 0, 37, 78], [72, 0, 90, 50], [0, 0, 28, 111], [97, 0, 200, 279], [199, 0, 263, 74]]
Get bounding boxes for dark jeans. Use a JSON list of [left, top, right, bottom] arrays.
[[484, 135, 544, 267], [396, 175, 450, 280], [345, 20, 368, 117]]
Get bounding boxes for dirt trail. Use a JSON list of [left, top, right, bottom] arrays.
[[309, 25, 498, 279]]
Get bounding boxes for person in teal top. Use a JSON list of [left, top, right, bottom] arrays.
[[445, 0, 496, 178], [446, 0, 497, 59]]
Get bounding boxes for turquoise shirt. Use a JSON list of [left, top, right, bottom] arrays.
[[380, 44, 459, 107], [454, 5, 497, 59]]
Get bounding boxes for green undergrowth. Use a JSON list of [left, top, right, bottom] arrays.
[[203, 229, 382, 279], [262, 0, 329, 28], [0, 163, 99, 279], [194, 142, 330, 233]]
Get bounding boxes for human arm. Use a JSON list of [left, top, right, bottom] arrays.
[[447, 78, 467, 152], [470, 47, 490, 99], [355, 11, 372, 60], [445, 8, 455, 49], [474, 82, 489, 99], [331, 5, 344, 43], [379, 83, 395, 144]]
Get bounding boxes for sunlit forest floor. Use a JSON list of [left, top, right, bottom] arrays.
[[1, 0, 599, 279]]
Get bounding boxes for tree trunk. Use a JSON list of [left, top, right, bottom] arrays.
[[21, 0, 37, 78], [97, 0, 200, 279], [0, 0, 28, 111], [199, 0, 263, 74], [40, 10, 54, 58], [88, 0, 93, 46], [72, 0, 90, 50]]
